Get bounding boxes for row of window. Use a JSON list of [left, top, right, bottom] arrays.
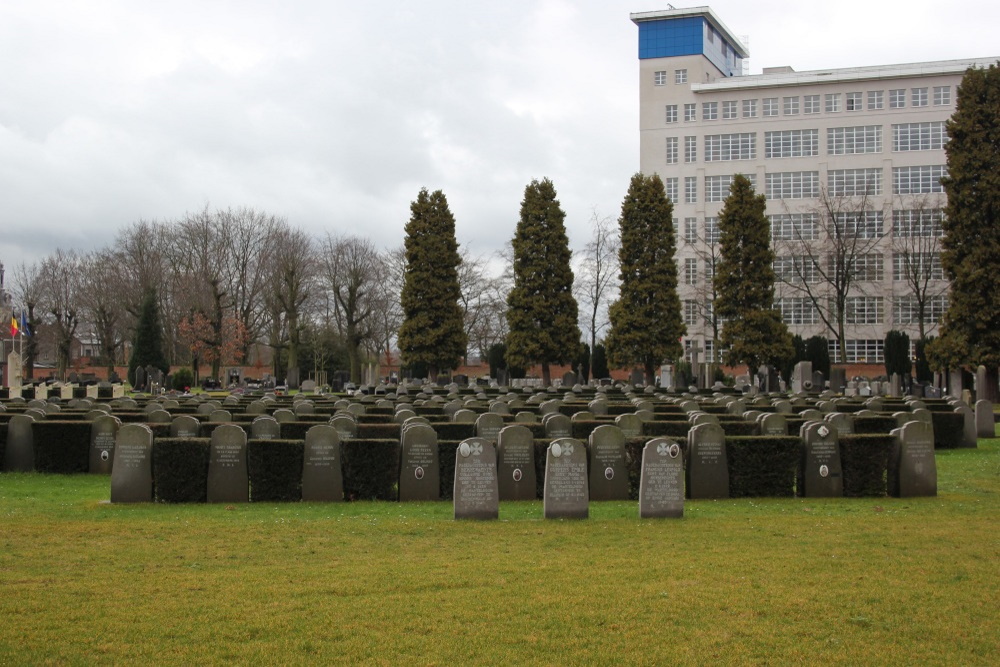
[[682, 296, 948, 328], [660, 86, 952, 123], [666, 123, 948, 163], [679, 252, 943, 286], [654, 69, 688, 86]]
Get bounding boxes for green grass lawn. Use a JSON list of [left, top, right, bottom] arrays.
[[1, 441, 998, 665]]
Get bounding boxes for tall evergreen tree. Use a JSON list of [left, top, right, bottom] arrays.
[[398, 188, 467, 379], [605, 173, 685, 383], [932, 63, 1000, 400], [714, 175, 794, 371], [127, 288, 168, 387], [505, 178, 581, 385]]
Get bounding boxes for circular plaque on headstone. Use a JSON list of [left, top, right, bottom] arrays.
[[604, 467, 614, 480], [512, 468, 522, 482], [818, 425, 830, 438], [459, 442, 471, 458], [101, 450, 109, 462], [669, 443, 680, 458], [819, 464, 829, 478], [414, 466, 424, 480], [551, 442, 563, 458]]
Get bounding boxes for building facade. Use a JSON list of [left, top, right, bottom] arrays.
[[633, 6, 996, 365]]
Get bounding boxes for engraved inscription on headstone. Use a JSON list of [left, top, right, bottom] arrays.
[[169, 415, 201, 438], [758, 412, 787, 436], [207, 424, 249, 503], [587, 425, 628, 501], [497, 425, 537, 501], [543, 413, 572, 438], [302, 425, 343, 502], [329, 415, 358, 442], [799, 422, 843, 498], [251, 416, 281, 440], [686, 422, 729, 499], [453, 438, 499, 520], [543, 438, 588, 519], [399, 424, 440, 501], [110, 424, 154, 503], [89, 415, 121, 474], [614, 413, 643, 437], [475, 413, 504, 442], [889, 420, 937, 497], [639, 438, 684, 518]]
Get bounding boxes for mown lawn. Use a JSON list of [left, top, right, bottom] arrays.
[[1, 441, 997, 665]]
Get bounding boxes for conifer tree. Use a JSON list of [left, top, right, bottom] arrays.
[[931, 63, 1000, 400], [398, 188, 467, 379], [505, 178, 581, 385], [127, 288, 168, 386], [605, 173, 684, 383], [714, 174, 793, 370]]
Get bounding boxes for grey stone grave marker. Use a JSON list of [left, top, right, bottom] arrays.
[[639, 438, 684, 519], [209, 409, 232, 423], [475, 413, 504, 442], [588, 399, 608, 416], [453, 438, 499, 520], [514, 411, 537, 423], [955, 405, 977, 447], [147, 409, 172, 424], [975, 399, 995, 438], [453, 408, 477, 423], [251, 415, 281, 440], [686, 422, 728, 499], [246, 400, 266, 415], [399, 424, 439, 501], [824, 412, 855, 435], [799, 422, 842, 497], [4, 414, 35, 472], [758, 412, 787, 436], [496, 425, 536, 501], [272, 408, 296, 423], [207, 424, 249, 503], [302, 425, 343, 502], [89, 415, 121, 473], [110, 424, 154, 503], [543, 438, 588, 519], [329, 415, 358, 442], [889, 420, 937, 497], [544, 413, 572, 438], [587, 425, 628, 501], [170, 415, 201, 438], [614, 413, 643, 437]]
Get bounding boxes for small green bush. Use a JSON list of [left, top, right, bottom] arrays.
[[153, 438, 210, 503], [33, 421, 90, 473], [171, 367, 195, 392], [930, 412, 965, 449], [248, 439, 303, 502], [726, 436, 799, 497], [840, 435, 893, 497], [341, 439, 399, 501]]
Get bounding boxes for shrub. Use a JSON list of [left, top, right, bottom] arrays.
[[171, 367, 195, 392], [341, 439, 399, 501], [930, 412, 965, 449], [33, 421, 90, 473], [840, 435, 893, 497], [248, 439, 303, 502], [726, 436, 799, 497], [153, 438, 210, 503]]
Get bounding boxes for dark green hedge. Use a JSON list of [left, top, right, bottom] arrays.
[[432, 423, 477, 441], [720, 422, 759, 437], [726, 436, 799, 497], [839, 434, 893, 497], [640, 421, 690, 439], [248, 439, 303, 502], [358, 424, 402, 440], [855, 416, 899, 435], [33, 421, 90, 473], [342, 439, 399, 501], [0, 422, 7, 469], [930, 412, 965, 449], [438, 442, 460, 500], [153, 438, 210, 503]]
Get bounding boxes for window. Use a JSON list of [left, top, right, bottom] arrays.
[[836, 253, 884, 281], [766, 171, 820, 199], [804, 94, 820, 114], [763, 97, 778, 117], [889, 89, 906, 108], [672, 218, 679, 237], [830, 339, 884, 363], [665, 105, 678, 123], [665, 177, 679, 203], [683, 300, 700, 326], [684, 103, 697, 122], [705, 133, 756, 161], [829, 168, 882, 196], [846, 92, 863, 111], [684, 258, 698, 285], [846, 297, 884, 325], [892, 122, 948, 151], [893, 165, 947, 194], [933, 86, 951, 106], [893, 209, 944, 237], [722, 100, 737, 119], [684, 136, 697, 163], [743, 99, 758, 118], [912, 87, 928, 107], [684, 218, 698, 244], [773, 255, 820, 283], [703, 102, 718, 120], [675, 69, 688, 84], [654, 71, 667, 86], [894, 295, 947, 324], [775, 297, 819, 325], [704, 217, 720, 244], [666, 137, 679, 164], [828, 126, 882, 154], [770, 213, 819, 241], [834, 211, 884, 239], [783, 96, 799, 115], [868, 90, 884, 110], [893, 252, 943, 281], [825, 93, 841, 112], [685, 176, 698, 203], [705, 174, 757, 202], [765, 129, 819, 158]]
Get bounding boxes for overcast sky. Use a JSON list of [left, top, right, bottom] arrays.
[[2, 0, 998, 268]]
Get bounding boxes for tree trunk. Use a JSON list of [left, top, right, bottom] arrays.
[[541, 362, 551, 387], [984, 367, 1000, 403], [644, 361, 656, 386]]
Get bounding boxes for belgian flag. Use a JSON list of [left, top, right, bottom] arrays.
[[9, 310, 19, 338]]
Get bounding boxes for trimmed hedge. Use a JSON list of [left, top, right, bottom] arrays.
[[855, 416, 899, 435], [640, 421, 691, 439], [33, 421, 90, 473], [726, 436, 800, 497], [930, 412, 965, 449], [153, 438, 210, 503], [438, 442, 460, 500], [342, 439, 399, 501], [839, 434, 893, 497], [248, 439, 303, 502]]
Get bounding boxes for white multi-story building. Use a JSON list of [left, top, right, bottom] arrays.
[[632, 6, 996, 365]]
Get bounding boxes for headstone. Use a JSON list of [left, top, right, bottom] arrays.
[[639, 438, 684, 519], [543, 413, 572, 438], [513, 411, 537, 424], [293, 401, 316, 416], [207, 424, 249, 503], [329, 415, 358, 441], [89, 415, 121, 474], [475, 413, 504, 442], [758, 412, 787, 436], [110, 424, 154, 503], [453, 438, 499, 520], [588, 399, 608, 416], [824, 412, 855, 435], [561, 371, 577, 387], [452, 408, 477, 423], [147, 409, 172, 424], [272, 408, 296, 423], [251, 415, 281, 440], [496, 425, 536, 501], [170, 415, 201, 438], [829, 367, 847, 393], [614, 413, 643, 438], [955, 405, 977, 447], [4, 414, 35, 472], [799, 422, 842, 498], [812, 371, 826, 392], [975, 400, 995, 438], [889, 420, 937, 497], [543, 438, 588, 519], [629, 369, 644, 386], [792, 361, 813, 393], [686, 422, 728, 499], [302, 425, 343, 502], [399, 424, 440, 501], [587, 425, 629, 501], [300, 379, 317, 393]]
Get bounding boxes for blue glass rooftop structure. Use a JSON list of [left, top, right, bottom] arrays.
[[632, 8, 748, 78]]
